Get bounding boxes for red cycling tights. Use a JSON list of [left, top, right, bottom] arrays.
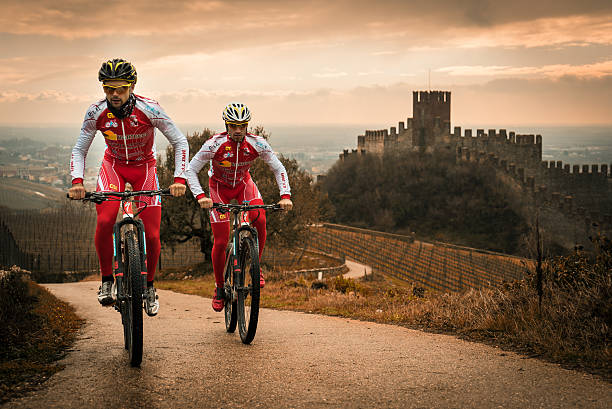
[[95, 158, 161, 283]]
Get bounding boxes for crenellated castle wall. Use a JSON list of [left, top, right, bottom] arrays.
[[340, 90, 612, 236], [453, 127, 612, 231]]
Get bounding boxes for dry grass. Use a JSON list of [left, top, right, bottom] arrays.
[[158, 237, 611, 380], [0, 267, 83, 403]]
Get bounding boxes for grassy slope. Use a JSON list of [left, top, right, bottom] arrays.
[[0, 178, 65, 209]]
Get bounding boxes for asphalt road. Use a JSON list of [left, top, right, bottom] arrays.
[[5, 282, 611, 408]]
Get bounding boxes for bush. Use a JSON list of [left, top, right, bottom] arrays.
[[0, 267, 38, 361], [328, 275, 363, 294]]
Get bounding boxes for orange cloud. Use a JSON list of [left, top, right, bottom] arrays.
[[450, 15, 612, 48], [438, 60, 612, 79]]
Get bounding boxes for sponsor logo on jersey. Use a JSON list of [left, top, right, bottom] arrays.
[[105, 120, 118, 128], [219, 213, 227, 220], [103, 130, 118, 140], [129, 114, 138, 127], [110, 183, 118, 191], [122, 132, 148, 141], [219, 160, 232, 168], [225, 146, 232, 151], [223, 152, 233, 159], [107, 113, 115, 119]]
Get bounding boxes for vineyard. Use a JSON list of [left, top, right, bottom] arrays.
[[307, 223, 531, 292], [0, 203, 204, 275]]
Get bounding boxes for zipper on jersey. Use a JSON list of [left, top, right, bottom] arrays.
[[121, 119, 129, 164], [233, 139, 240, 187]]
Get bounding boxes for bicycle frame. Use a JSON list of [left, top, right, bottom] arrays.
[[215, 203, 278, 291], [223, 210, 260, 302], [69, 188, 169, 304]]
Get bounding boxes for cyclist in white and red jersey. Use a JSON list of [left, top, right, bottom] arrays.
[[67, 58, 189, 316], [186, 102, 293, 312]]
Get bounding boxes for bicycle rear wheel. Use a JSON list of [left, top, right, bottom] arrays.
[[224, 247, 237, 333], [113, 280, 130, 350], [125, 230, 143, 367], [237, 235, 260, 344]]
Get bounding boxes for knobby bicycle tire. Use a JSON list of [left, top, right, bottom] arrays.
[[224, 246, 237, 333], [125, 230, 144, 367], [237, 235, 260, 344]]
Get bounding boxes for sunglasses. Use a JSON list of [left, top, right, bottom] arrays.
[[226, 122, 248, 126], [103, 84, 131, 94]]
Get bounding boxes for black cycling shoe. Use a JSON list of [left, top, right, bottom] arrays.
[[97, 281, 114, 306]]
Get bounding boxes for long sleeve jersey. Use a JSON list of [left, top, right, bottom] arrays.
[[70, 95, 189, 183], [186, 132, 291, 199]]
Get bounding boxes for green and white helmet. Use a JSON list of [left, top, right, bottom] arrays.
[[222, 102, 251, 124]]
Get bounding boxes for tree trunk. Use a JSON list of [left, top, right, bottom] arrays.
[[198, 209, 213, 258]]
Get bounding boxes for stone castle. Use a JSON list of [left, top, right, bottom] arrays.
[[354, 91, 453, 155], [340, 90, 612, 236]]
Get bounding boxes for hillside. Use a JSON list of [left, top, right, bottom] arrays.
[[0, 178, 65, 209], [320, 150, 531, 255]]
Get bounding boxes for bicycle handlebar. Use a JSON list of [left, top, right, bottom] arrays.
[[212, 202, 282, 212], [67, 188, 172, 202]]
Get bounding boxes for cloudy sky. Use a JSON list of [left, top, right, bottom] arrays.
[[1, 0, 611, 127]]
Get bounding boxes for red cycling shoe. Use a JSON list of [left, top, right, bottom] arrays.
[[212, 287, 224, 312]]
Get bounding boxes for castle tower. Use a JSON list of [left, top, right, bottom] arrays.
[[412, 91, 451, 149]]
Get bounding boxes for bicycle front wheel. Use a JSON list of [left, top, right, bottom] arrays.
[[125, 230, 143, 367], [237, 235, 260, 344]]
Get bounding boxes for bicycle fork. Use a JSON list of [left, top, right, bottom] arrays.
[[112, 219, 148, 307]]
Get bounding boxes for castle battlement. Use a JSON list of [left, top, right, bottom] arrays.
[[452, 127, 543, 146], [414, 90, 451, 104]]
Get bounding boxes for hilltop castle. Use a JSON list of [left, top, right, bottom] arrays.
[[355, 91, 452, 155], [341, 90, 612, 235]]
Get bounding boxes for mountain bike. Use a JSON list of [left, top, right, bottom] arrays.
[[70, 188, 170, 366], [212, 202, 281, 344]]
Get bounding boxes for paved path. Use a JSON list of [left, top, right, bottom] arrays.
[[5, 282, 611, 408], [343, 259, 372, 279]]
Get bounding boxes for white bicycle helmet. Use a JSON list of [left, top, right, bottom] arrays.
[[222, 102, 251, 124]]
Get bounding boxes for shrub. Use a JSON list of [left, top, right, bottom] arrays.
[[0, 267, 38, 361]]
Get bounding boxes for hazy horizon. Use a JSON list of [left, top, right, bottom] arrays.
[[2, 123, 611, 165]]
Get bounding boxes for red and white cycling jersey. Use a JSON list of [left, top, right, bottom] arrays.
[[186, 132, 290, 199], [70, 95, 188, 183]]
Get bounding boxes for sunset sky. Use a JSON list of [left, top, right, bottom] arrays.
[[1, 0, 611, 128]]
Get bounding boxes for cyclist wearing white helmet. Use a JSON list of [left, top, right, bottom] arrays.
[[186, 102, 293, 312]]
